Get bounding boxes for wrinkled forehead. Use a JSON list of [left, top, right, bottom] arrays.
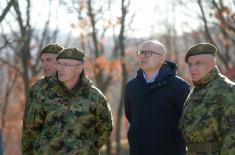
[[40, 53, 57, 59], [140, 41, 166, 55], [187, 54, 215, 63], [58, 58, 82, 64]]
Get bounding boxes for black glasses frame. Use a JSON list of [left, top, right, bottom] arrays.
[[136, 50, 163, 58]]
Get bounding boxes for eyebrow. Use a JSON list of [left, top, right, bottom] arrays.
[[189, 59, 207, 64]]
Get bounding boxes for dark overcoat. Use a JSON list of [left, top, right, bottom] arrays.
[[125, 61, 190, 155]]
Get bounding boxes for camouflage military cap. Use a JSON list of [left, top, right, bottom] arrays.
[[40, 43, 64, 56], [185, 43, 217, 62], [57, 47, 85, 61]]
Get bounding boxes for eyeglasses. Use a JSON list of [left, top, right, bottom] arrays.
[[136, 50, 163, 58], [56, 62, 82, 68]]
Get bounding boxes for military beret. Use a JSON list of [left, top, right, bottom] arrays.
[[185, 43, 217, 62], [57, 47, 85, 62], [40, 43, 64, 56]]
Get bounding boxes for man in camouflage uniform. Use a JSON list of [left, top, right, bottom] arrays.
[[22, 43, 64, 154], [24, 47, 113, 155], [179, 43, 235, 155]]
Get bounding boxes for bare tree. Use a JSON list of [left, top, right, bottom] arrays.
[[0, 0, 15, 23], [115, 0, 130, 154], [12, 0, 32, 95], [0, 0, 62, 154], [1, 67, 17, 129], [0, 0, 61, 97], [197, 0, 235, 69], [66, 1, 134, 154]]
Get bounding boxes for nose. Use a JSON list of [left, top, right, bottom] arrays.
[[138, 53, 146, 59], [43, 60, 50, 66], [57, 65, 62, 71], [57, 64, 65, 72], [189, 65, 197, 73], [58, 64, 65, 69]]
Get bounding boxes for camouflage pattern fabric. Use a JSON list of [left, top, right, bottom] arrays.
[[23, 72, 113, 155], [179, 67, 235, 155], [22, 76, 51, 155]]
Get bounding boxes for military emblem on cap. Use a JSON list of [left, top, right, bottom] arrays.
[[57, 47, 85, 61], [185, 43, 217, 62], [40, 43, 64, 56]]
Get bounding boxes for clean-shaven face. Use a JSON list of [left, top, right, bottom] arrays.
[[57, 59, 83, 83], [40, 53, 57, 77], [187, 54, 216, 81], [137, 41, 166, 73]]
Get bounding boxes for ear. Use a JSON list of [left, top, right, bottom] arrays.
[[76, 65, 83, 73], [213, 57, 216, 66], [160, 55, 166, 64], [209, 57, 216, 67]]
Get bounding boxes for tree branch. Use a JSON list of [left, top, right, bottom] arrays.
[[0, 0, 15, 23]]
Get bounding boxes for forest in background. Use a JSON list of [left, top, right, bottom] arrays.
[[0, 0, 235, 154]]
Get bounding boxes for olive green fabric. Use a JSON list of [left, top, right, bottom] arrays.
[[57, 47, 85, 62], [40, 43, 64, 56], [185, 43, 217, 62], [22, 77, 51, 155], [22, 71, 113, 155], [179, 67, 235, 155]]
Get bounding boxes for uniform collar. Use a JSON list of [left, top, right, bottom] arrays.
[[43, 76, 51, 82], [50, 70, 92, 97], [193, 67, 220, 88]]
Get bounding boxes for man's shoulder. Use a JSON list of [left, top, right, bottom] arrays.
[[31, 77, 50, 88], [29, 77, 51, 95], [212, 74, 235, 90], [219, 74, 234, 85], [89, 85, 107, 100], [173, 75, 187, 82], [124, 77, 140, 92], [126, 76, 140, 85], [219, 75, 235, 95], [196, 75, 235, 102], [169, 75, 190, 88]]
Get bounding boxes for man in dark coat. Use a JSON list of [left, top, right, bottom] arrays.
[[124, 40, 190, 155]]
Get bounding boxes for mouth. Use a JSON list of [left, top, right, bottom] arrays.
[[191, 74, 201, 80], [58, 73, 64, 77], [191, 74, 199, 77], [43, 68, 50, 71], [43, 71, 49, 75], [140, 61, 147, 64]]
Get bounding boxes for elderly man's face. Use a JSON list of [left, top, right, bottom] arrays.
[[187, 54, 216, 81], [137, 42, 166, 72], [57, 59, 83, 84], [40, 53, 58, 77]]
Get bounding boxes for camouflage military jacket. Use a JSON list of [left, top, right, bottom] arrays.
[[24, 72, 113, 155], [179, 67, 235, 155], [23, 76, 51, 120], [22, 76, 51, 155]]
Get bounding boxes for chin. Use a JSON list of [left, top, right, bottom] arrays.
[[192, 77, 201, 81], [140, 66, 148, 70], [58, 77, 65, 82], [43, 71, 47, 76], [44, 71, 52, 76], [44, 73, 50, 77]]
